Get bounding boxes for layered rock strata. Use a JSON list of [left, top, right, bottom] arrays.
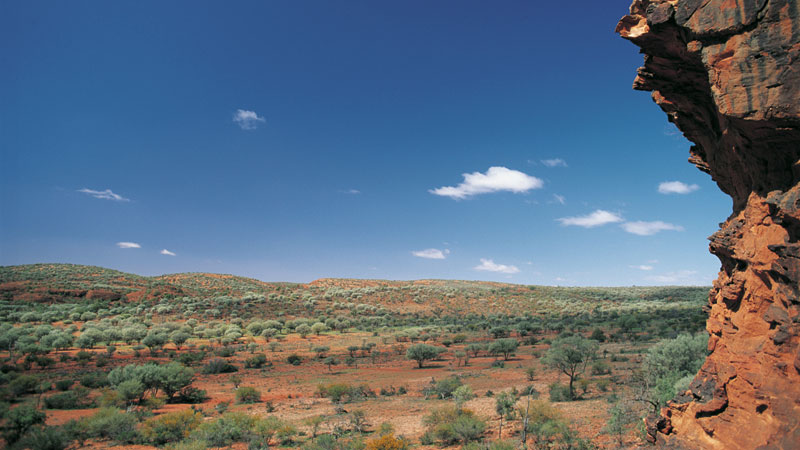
[[616, 0, 800, 448]]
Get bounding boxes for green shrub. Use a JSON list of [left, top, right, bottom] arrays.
[[423, 406, 485, 445], [422, 376, 462, 400], [287, 354, 302, 365], [244, 354, 267, 369], [591, 360, 612, 375], [463, 440, 515, 450], [83, 408, 139, 443], [638, 333, 708, 412], [192, 412, 257, 448], [165, 439, 209, 450], [419, 431, 435, 445], [590, 328, 606, 342], [202, 358, 238, 374], [16, 425, 68, 450], [75, 350, 92, 364], [176, 351, 207, 366], [548, 383, 572, 402], [215, 346, 236, 357], [9, 375, 39, 397], [54, 380, 73, 391], [4, 403, 46, 444], [524, 400, 580, 448], [44, 391, 88, 409], [140, 409, 202, 445], [175, 386, 208, 404], [316, 383, 374, 403], [80, 372, 109, 389], [236, 386, 261, 404]]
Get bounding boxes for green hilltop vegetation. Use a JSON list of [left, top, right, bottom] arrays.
[[0, 263, 708, 338]]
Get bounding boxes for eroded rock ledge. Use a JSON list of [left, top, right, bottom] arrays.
[[616, 0, 800, 448]]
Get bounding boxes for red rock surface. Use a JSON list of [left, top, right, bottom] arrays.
[[617, 0, 800, 448]]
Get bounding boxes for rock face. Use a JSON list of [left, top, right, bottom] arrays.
[[617, 0, 800, 448]]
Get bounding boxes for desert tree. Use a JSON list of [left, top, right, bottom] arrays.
[[542, 335, 598, 400], [406, 344, 444, 369], [489, 338, 519, 361], [494, 390, 517, 440]]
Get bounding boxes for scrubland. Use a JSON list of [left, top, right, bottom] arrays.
[[0, 264, 709, 449]]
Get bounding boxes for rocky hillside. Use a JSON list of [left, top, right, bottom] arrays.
[[617, 0, 800, 448]]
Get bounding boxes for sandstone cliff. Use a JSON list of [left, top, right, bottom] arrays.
[[616, 0, 800, 448]]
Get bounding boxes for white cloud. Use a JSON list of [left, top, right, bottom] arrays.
[[233, 109, 266, 130], [474, 258, 519, 274], [341, 189, 361, 195], [78, 188, 129, 202], [116, 242, 141, 249], [160, 249, 176, 256], [412, 248, 449, 259], [557, 210, 623, 228], [621, 221, 684, 236], [552, 194, 566, 205], [646, 270, 698, 283], [658, 181, 699, 194], [630, 264, 654, 271], [430, 166, 543, 199], [541, 158, 567, 167]]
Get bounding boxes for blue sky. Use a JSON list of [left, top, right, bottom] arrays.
[[0, 1, 731, 286]]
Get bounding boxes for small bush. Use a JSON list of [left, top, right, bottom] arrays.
[[176, 351, 207, 366], [202, 358, 238, 374], [419, 432, 435, 445], [423, 406, 485, 445], [83, 408, 139, 443], [491, 360, 505, 368], [9, 375, 38, 397], [591, 360, 612, 375], [244, 354, 267, 369], [54, 380, 73, 391], [316, 383, 374, 403], [95, 354, 110, 367], [215, 347, 236, 358], [75, 350, 92, 364], [287, 354, 302, 365], [16, 425, 68, 450], [140, 409, 202, 445], [44, 391, 88, 409], [422, 376, 462, 400], [464, 441, 516, 450], [80, 372, 109, 389], [175, 386, 208, 404], [548, 383, 572, 402], [191, 412, 257, 448], [4, 403, 46, 444], [365, 433, 409, 450], [235, 386, 261, 404]]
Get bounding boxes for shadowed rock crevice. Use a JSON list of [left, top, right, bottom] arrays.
[[617, 0, 800, 448]]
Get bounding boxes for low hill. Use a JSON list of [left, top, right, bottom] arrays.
[[0, 263, 709, 319]]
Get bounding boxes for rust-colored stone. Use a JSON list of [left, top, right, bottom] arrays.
[[617, 0, 800, 448]]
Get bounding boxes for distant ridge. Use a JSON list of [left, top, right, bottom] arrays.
[[0, 263, 709, 319]]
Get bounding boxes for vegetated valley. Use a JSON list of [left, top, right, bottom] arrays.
[[0, 264, 709, 449]]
